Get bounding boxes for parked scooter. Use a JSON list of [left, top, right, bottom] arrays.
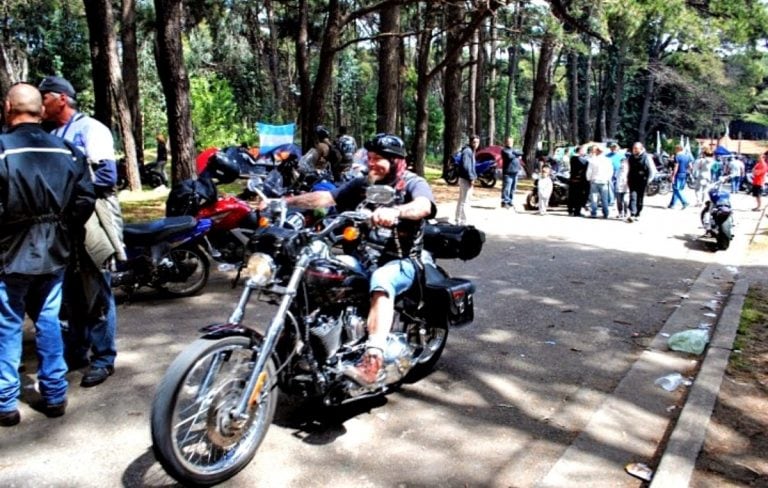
[[524, 170, 570, 210], [112, 216, 212, 297], [700, 178, 734, 251], [117, 159, 168, 190]]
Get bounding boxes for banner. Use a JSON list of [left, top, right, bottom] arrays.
[[257, 123, 295, 153]]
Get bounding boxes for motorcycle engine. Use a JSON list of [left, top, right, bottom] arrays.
[[310, 307, 366, 359]]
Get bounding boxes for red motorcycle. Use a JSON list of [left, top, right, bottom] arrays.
[[167, 151, 263, 267]]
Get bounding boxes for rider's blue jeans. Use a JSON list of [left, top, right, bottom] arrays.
[[369, 259, 416, 299], [0, 271, 68, 412], [501, 173, 518, 206]]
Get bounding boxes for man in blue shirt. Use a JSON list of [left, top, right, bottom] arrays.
[[606, 142, 625, 206], [669, 145, 691, 210]]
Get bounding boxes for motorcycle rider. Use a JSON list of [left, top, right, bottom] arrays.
[[279, 133, 436, 384]]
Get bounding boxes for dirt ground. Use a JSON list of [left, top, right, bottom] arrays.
[[692, 283, 768, 486]]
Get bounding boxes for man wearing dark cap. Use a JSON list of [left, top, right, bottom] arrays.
[[0, 83, 95, 425], [40, 75, 125, 387]]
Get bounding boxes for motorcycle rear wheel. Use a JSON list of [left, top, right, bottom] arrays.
[[647, 182, 660, 196], [151, 336, 277, 487], [159, 245, 210, 297], [443, 165, 459, 186], [717, 219, 733, 250], [525, 191, 539, 211], [403, 317, 449, 382]]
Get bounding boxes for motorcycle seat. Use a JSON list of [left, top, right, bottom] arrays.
[[123, 216, 198, 246]]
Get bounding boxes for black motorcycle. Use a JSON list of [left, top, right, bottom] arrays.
[[524, 170, 569, 210], [150, 186, 483, 486], [646, 170, 672, 196], [117, 159, 169, 190]]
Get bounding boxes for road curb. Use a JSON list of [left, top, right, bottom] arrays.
[[648, 281, 749, 485]]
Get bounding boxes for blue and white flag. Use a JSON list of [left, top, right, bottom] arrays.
[[257, 123, 295, 153]]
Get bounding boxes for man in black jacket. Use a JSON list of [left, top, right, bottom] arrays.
[[0, 83, 95, 426], [626, 142, 655, 222], [500, 136, 521, 209], [568, 146, 589, 216]]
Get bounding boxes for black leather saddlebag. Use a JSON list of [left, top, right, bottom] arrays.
[[423, 263, 475, 327], [423, 223, 485, 261]]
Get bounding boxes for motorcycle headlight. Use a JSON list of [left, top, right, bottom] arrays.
[[245, 253, 275, 287]]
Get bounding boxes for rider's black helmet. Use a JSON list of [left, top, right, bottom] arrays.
[[314, 125, 330, 140], [364, 133, 407, 160]]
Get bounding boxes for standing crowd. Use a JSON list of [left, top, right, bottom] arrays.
[[1, 77, 123, 427], [453, 134, 767, 226]]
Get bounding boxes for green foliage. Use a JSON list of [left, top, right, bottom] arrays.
[[190, 74, 257, 149]]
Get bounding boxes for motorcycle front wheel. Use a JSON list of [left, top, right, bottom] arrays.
[[647, 181, 660, 196], [478, 171, 497, 188], [159, 245, 210, 297], [151, 336, 278, 487]]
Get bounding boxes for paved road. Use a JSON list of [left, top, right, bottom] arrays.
[[1, 190, 762, 487]]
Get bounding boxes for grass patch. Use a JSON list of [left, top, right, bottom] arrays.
[[731, 284, 768, 373]]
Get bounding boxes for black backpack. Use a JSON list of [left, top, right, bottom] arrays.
[[166, 177, 217, 217]]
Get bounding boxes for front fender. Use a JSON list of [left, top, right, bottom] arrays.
[[200, 322, 264, 341]]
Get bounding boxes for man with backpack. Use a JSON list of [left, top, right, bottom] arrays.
[[626, 142, 656, 222], [500, 136, 521, 210]]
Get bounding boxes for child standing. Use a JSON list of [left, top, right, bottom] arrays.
[[616, 157, 629, 219], [538, 165, 553, 215]]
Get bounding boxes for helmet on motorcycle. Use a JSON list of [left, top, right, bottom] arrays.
[[204, 151, 240, 184], [315, 125, 331, 141], [364, 133, 407, 160]]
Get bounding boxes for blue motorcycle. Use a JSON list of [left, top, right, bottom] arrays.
[[443, 151, 498, 188], [112, 216, 213, 297], [700, 178, 734, 251]]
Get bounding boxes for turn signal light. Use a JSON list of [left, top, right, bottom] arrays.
[[258, 216, 271, 228], [342, 226, 360, 241]]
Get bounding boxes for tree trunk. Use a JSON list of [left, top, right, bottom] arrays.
[[579, 45, 592, 143], [608, 62, 624, 140], [487, 15, 497, 145], [296, 0, 311, 148], [522, 34, 557, 176], [155, 0, 196, 183], [83, 0, 140, 190], [264, 0, 283, 119], [443, 3, 466, 172], [83, 0, 113, 127], [468, 28, 479, 137], [376, 4, 400, 133], [411, 3, 435, 176], [121, 0, 143, 167], [568, 50, 578, 144], [307, 1, 342, 143], [593, 50, 606, 142]]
